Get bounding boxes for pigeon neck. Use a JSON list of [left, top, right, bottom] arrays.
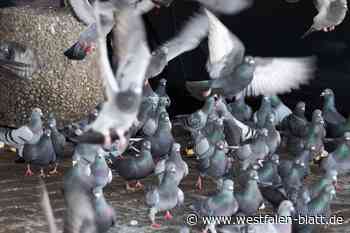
[[324, 96, 336, 109]]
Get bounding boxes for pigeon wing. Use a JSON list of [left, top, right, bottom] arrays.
[[195, 0, 253, 14], [69, 0, 96, 25], [241, 56, 317, 97]]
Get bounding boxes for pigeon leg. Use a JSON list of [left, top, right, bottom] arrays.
[[39, 168, 46, 178], [25, 164, 34, 176], [149, 207, 161, 228], [125, 182, 136, 192], [196, 176, 203, 190], [134, 181, 144, 190], [201, 225, 209, 233], [49, 163, 60, 175], [164, 211, 173, 220], [208, 223, 217, 233]]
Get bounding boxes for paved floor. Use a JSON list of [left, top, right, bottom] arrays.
[[0, 143, 350, 233]]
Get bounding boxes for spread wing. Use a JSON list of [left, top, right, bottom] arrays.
[[69, 0, 96, 25], [241, 56, 317, 97]]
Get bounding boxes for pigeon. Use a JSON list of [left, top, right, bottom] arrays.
[[63, 163, 96, 233], [321, 88, 346, 137], [218, 200, 294, 233], [268, 95, 292, 125], [201, 140, 232, 187], [280, 159, 306, 203], [307, 170, 338, 199], [294, 185, 336, 233], [227, 95, 252, 123], [145, 162, 184, 228], [154, 142, 189, 185], [321, 132, 350, 174], [204, 117, 226, 145], [155, 78, 171, 106], [264, 113, 281, 155], [72, 143, 101, 167], [64, 0, 114, 60], [93, 191, 117, 233], [78, 2, 152, 149], [47, 113, 66, 174], [0, 41, 38, 80], [302, 0, 348, 38], [22, 129, 56, 177], [113, 140, 155, 191], [243, 128, 270, 165], [185, 96, 216, 131], [190, 179, 238, 233], [258, 154, 287, 209], [192, 130, 215, 190], [147, 112, 174, 159], [0, 108, 43, 159], [91, 149, 113, 194], [304, 109, 326, 156], [186, 9, 317, 100], [254, 96, 275, 128], [281, 101, 308, 138], [235, 170, 264, 215], [142, 96, 169, 137]]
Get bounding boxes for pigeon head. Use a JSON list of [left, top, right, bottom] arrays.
[[222, 179, 234, 191], [244, 56, 255, 66], [312, 109, 324, 124], [159, 112, 171, 125], [258, 128, 269, 137], [172, 143, 181, 153], [320, 88, 334, 98], [324, 184, 336, 198], [268, 95, 281, 107], [48, 113, 57, 128], [295, 101, 306, 116], [159, 78, 167, 86], [265, 113, 276, 126], [248, 170, 259, 181], [277, 200, 295, 217], [166, 162, 177, 173], [142, 140, 152, 151], [271, 154, 279, 164], [159, 96, 171, 107], [325, 170, 338, 184], [32, 107, 43, 118], [115, 86, 142, 113], [300, 189, 311, 204], [216, 140, 225, 150], [344, 132, 350, 141], [44, 129, 51, 137]]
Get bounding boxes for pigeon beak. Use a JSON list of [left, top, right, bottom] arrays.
[[257, 160, 264, 167], [320, 91, 325, 97], [72, 160, 78, 166], [254, 175, 259, 181], [228, 185, 234, 191]]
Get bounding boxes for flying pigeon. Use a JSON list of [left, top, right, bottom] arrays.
[[302, 0, 348, 38], [186, 9, 317, 100]]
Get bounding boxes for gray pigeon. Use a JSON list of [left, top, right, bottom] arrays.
[[48, 113, 66, 174], [91, 150, 113, 194], [154, 142, 189, 185], [302, 0, 348, 38], [307, 170, 338, 199], [253, 96, 275, 129], [186, 10, 317, 100], [191, 179, 238, 233], [22, 129, 56, 177], [63, 162, 96, 233], [148, 112, 174, 159], [0, 108, 43, 159], [320, 88, 346, 137], [142, 96, 169, 137], [113, 140, 155, 191], [264, 113, 281, 155], [155, 78, 171, 106], [281, 101, 308, 138], [227, 95, 252, 123], [218, 200, 294, 233], [145, 162, 184, 228], [0, 41, 38, 80], [235, 170, 264, 215], [185, 96, 216, 131], [93, 191, 117, 233], [268, 95, 292, 125], [79, 2, 152, 149]]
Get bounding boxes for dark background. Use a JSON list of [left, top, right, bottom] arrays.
[[1, 0, 349, 118], [144, 0, 350, 118]]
